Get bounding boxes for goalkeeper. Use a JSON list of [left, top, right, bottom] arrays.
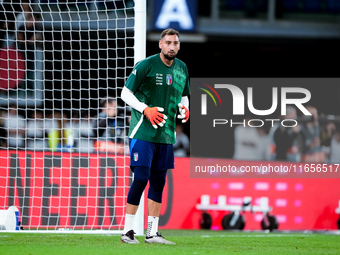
[[120, 28, 190, 244]]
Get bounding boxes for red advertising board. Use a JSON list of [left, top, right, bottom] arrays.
[[158, 158, 340, 230], [0, 150, 131, 229], [1, 150, 339, 231]]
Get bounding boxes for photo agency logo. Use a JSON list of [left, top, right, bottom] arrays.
[[197, 82, 312, 128], [197, 82, 223, 114]]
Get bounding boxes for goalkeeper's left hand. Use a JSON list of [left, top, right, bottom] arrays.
[[177, 103, 189, 123]]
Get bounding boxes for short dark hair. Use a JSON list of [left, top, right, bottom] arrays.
[[160, 28, 180, 39]]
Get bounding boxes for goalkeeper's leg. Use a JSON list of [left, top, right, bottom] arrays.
[[144, 143, 176, 245], [121, 166, 150, 244], [146, 169, 167, 236], [122, 139, 156, 243], [144, 169, 175, 245]]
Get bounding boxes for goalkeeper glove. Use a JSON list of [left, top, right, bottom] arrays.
[[177, 103, 189, 123], [144, 107, 168, 129]]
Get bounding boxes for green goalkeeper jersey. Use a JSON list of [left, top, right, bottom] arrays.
[[125, 53, 190, 144]]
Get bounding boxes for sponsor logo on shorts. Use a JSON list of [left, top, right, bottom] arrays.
[[134, 152, 138, 161]]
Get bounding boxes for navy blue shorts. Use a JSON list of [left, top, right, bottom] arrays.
[[129, 139, 174, 171]]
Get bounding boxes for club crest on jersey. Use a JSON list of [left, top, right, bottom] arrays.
[[166, 74, 172, 85], [134, 153, 138, 161]]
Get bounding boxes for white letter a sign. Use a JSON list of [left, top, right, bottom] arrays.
[[156, 0, 194, 29]]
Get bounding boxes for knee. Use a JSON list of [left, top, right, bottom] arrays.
[[132, 175, 149, 191], [127, 166, 150, 205], [133, 166, 150, 189], [148, 171, 167, 203], [148, 186, 164, 203]]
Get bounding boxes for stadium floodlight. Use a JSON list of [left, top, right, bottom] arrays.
[[0, 0, 146, 234]]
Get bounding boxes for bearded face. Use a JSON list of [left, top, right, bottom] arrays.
[[159, 34, 180, 62]]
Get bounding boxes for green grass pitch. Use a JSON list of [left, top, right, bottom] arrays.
[[1, 230, 340, 255]]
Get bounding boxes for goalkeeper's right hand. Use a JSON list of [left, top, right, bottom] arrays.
[[144, 107, 168, 129]]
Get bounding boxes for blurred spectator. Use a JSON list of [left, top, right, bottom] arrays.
[[0, 2, 41, 92], [75, 110, 95, 153], [320, 121, 336, 162], [300, 106, 324, 162], [44, 111, 59, 138], [174, 123, 190, 157], [66, 110, 96, 153], [330, 128, 340, 164], [4, 103, 26, 149], [64, 111, 80, 151], [233, 117, 268, 161], [270, 107, 303, 162], [16, 3, 42, 87], [48, 111, 74, 152], [121, 105, 131, 131], [0, 1, 17, 48], [300, 106, 321, 153], [16, 6, 42, 50], [93, 98, 126, 144], [26, 109, 46, 151], [47, 111, 62, 151], [321, 121, 336, 147], [1, 1, 41, 48]]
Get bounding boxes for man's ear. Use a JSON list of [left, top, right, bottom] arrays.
[[159, 40, 162, 49]]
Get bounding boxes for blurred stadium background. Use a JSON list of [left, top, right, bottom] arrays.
[[0, 0, 340, 233]]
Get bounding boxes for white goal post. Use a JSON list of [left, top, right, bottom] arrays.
[[132, 0, 146, 237], [0, 0, 146, 234]]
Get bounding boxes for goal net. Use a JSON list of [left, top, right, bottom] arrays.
[[0, 0, 145, 233]]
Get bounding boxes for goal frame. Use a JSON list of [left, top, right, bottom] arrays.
[[132, 0, 147, 237], [0, 0, 146, 235]]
